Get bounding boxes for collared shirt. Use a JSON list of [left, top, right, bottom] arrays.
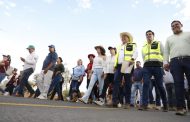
[[164, 32, 190, 64], [42, 52, 58, 71], [105, 55, 115, 74], [118, 45, 125, 64], [23, 52, 38, 71], [72, 65, 85, 77], [118, 44, 138, 64], [163, 70, 174, 84], [132, 67, 143, 81]]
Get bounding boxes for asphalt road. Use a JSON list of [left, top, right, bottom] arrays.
[[0, 95, 190, 122]]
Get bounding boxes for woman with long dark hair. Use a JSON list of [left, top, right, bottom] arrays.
[[47, 57, 65, 100], [79, 46, 106, 104]]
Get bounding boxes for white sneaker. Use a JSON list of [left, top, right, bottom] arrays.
[[94, 100, 105, 106], [3, 92, 10, 96], [117, 103, 122, 108], [66, 97, 70, 101], [99, 98, 104, 102], [37, 95, 47, 100]]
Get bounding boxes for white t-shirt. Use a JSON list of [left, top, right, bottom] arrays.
[[163, 70, 174, 84]]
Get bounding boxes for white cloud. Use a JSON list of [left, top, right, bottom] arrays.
[[43, 0, 55, 4], [8, 2, 16, 8], [5, 5, 10, 10], [78, 0, 92, 9], [4, 11, 11, 16], [0, 1, 16, 8], [0, 1, 16, 17], [131, 0, 140, 8], [179, 0, 190, 21], [151, 0, 190, 21], [0, 1, 4, 6]]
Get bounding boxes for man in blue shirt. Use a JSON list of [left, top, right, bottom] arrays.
[[37, 45, 58, 99], [130, 61, 143, 107]]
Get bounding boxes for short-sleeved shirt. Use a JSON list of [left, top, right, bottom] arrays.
[[0, 61, 10, 73], [132, 67, 143, 82], [86, 62, 93, 78], [42, 52, 58, 71]]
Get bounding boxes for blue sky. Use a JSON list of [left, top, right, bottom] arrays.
[[1, 0, 190, 90]]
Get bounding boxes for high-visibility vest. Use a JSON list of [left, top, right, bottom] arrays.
[[142, 41, 163, 62], [114, 43, 136, 67]]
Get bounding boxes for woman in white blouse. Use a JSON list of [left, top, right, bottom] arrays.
[[95, 46, 116, 106], [79, 46, 106, 104]]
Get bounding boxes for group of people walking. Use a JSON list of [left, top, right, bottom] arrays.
[[0, 20, 190, 116]]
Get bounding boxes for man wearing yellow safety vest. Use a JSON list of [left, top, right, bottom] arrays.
[[112, 32, 138, 108], [139, 30, 168, 112]]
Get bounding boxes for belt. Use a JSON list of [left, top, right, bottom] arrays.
[[171, 56, 190, 60]]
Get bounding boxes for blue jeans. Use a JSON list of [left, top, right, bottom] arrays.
[[142, 67, 167, 106], [69, 80, 82, 99], [130, 82, 143, 105], [48, 74, 63, 100], [170, 57, 190, 109], [149, 79, 161, 106], [18, 68, 34, 96], [0, 73, 6, 83], [71, 80, 79, 92], [165, 83, 176, 108], [112, 65, 132, 105], [82, 68, 104, 103]]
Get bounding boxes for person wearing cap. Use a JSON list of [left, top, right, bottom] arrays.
[[36, 45, 58, 99], [0, 55, 11, 83], [83, 54, 97, 102], [139, 30, 168, 112], [164, 20, 190, 115], [85, 54, 95, 88], [16, 45, 38, 97], [112, 32, 138, 108], [79, 46, 106, 104], [95, 46, 116, 106]]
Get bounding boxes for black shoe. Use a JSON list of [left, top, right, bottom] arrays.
[[130, 104, 135, 107], [163, 105, 168, 112], [112, 104, 118, 108], [123, 104, 130, 109], [168, 107, 176, 111], [138, 105, 149, 111]]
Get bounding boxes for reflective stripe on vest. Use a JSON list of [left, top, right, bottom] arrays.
[[142, 41, 163, 62], [114, 43, 136, 67]]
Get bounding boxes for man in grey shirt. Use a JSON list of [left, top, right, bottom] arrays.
[[164, 20, 190, 116]]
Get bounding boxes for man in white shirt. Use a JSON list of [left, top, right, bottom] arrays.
[[17, 45, 38, 97], [164, 20, 190, 115], [112, 32, 138, 108]]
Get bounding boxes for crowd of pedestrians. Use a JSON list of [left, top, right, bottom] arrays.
[[0, 20, 190, 116]]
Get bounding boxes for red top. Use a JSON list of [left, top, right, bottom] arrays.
[[85, 61, 93, 78], [0, 61, 10, 73]]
